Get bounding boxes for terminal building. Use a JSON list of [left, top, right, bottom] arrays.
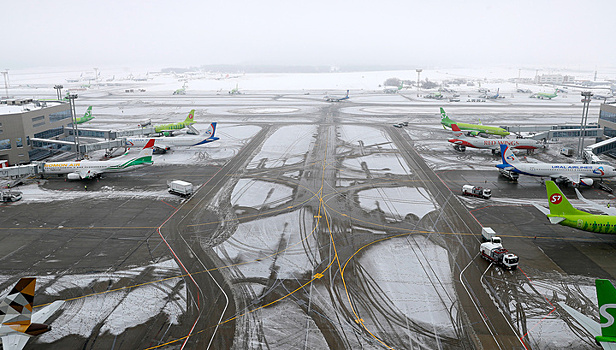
[[0, 98, 73, 165]]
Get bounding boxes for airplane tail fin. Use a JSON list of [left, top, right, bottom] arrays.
[[499, 144, 519, 166], [451, 123, 465, 137], [135, 139, 155, 163], [596, 279, 616, 341], [345, 90, 349, 98], [0, 278, 35, 326], [545, 181, 589, 217], [439, 107, 449, 120], [84, 106, 92, 120], [194, 123, 220, 145], [184, 109, 196, 124]]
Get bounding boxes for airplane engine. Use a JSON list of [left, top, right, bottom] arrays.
[[580, 178, 594, 187], [66, 173, 82, 180]]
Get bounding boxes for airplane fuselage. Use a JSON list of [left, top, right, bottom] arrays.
[[500, 162, 616, 179], [449, 137, 539, 150], [43, 157, 152, 177], [126, 136, 218, 148], [441, 121, 509, 136], [550, 214, 616, 234]]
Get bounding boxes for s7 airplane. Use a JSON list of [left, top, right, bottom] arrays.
[[152, 109, 196, 135], [440, 108, 509, 136], [497, 144, 616, 187], [0, 278, 64, 350], [559, 279, 616, 349], [533, 180, 616, 234], [43, 139, 155, 180]]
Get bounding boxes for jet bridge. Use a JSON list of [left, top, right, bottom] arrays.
[[0, 163, 43, 178]]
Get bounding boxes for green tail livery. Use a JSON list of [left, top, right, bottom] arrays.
[[73, 106, 94, 124]]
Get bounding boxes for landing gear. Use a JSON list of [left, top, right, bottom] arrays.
[[454, 145, 466, 152]]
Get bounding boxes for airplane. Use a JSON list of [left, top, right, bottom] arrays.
[[324, 90, 349, 102], [72, 106, 94, 124], [152, 110, 196, 135], [497, 144, 616, 187], [531, 89, 558, 99], [483, 88, 502, 99], [229, 83, 241, 95], [440, 108, 510, 136], [559, 279, 616, 349], [42, 139, 155, 180], [533, 180, 616, 233], [126, 122, 219, 151], [1, 278, 64, 350], [448, 123, 541, 153]]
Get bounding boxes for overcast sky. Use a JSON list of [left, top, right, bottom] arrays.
[[4, 0, 615, 70]]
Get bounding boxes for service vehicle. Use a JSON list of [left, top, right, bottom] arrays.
[[0, 190, 22, 202], [480, 237, 519, 270], [168, 180, 193, 197], [462, 185, 491, 199]]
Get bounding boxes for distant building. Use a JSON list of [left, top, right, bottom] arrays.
[[0, 99, 72, 165], [534, 74, 575, 85], [599, 103, 616, 137]]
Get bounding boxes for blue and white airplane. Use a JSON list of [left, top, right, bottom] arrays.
[[126, 122, 219, 151], [497, 144, 616, 187]]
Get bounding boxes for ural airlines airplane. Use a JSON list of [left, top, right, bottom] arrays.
[[1, 278, 64, 350], [43, 139, 155, 180], [497, 144, 616, 187], [559, 279, 616, 350], [126, 123, 219, 151], [448, 123, 540, 153]]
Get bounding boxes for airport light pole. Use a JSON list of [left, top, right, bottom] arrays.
[[54, 85, 63, 101], [416, 69, 422, 91], [577, 91, 593, 161], [1, 71, 9, 99], [67, 94, 81, 160]]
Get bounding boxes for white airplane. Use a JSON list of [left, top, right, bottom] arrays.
[[126, 122, 219, 151], [1, 278, 64, 350], [448, 123, 541, 153], [43, 139, 155, 180], [324, 90, 349, 102], [559, 279, 616, 350], [497, 144, 616, 187], [575, 188, 616, 215]]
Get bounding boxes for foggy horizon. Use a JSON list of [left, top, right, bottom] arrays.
[[4, 1, 616, 71]]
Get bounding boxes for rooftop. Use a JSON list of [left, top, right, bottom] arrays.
[[0, 99, 65, 116]]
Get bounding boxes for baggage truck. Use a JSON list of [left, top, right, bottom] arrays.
[[167, 180, 193, 197]]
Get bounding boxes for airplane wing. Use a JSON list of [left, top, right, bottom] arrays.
[[0, 334, 30, 350], [601, 342, 616, 350], [558, 302, 601, 337], [79, 169, 98, 179], [32, 300, 64, 324], [575, 188, 616, 215]]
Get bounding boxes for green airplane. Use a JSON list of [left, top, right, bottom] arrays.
[[559, 279, 616, 348], [531, 89, 558, 100], [73, 106, 94, 124], [439, 108, 509, 136], [153, 109, 196, 135], [534, 180, 616, 234]]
